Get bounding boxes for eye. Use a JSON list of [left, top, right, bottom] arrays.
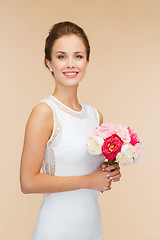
[[75, 55, 83, 59], [58, 55, 65, 59]]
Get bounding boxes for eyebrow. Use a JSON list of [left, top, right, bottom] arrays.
[[56, 51, 84, 54]]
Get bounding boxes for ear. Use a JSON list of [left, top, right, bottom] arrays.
[[46, 59, 52, 69]]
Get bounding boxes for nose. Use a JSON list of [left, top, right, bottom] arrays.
[[67, 57, 75, 68]]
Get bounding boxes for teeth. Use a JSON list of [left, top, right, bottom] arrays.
[[64, 72, 77, 75]]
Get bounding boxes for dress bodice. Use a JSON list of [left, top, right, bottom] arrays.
[[40, 95, 105, 178]]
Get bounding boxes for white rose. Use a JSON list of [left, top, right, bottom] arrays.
[[116, 144, 135, 166], [87, 136, 104, 155]]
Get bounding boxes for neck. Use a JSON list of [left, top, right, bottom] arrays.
[[52, 83, 81, 109]]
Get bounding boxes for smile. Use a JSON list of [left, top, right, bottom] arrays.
[[63, 71, 79, 78]]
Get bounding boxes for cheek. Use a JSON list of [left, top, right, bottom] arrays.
[[79, 61, 88, 71], [53, 61, 65, 71]]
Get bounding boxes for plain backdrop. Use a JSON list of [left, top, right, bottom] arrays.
[[0, 0, 160, 239]]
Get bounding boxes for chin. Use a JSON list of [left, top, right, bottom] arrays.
[[57, 77, 84, 87], [63, 81, 81, 87]]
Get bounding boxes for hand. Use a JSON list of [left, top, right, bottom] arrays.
[[100, 162, 121, 183], [88, 168, 112, 192]]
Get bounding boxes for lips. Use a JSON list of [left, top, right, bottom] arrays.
[[63, 71, 79, 78]]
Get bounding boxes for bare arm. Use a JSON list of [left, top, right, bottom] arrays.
[[20, 103, 90, 194]]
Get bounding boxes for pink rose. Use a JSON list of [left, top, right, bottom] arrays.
[[116, 124, 131, 143], [102, 134, 123, 161], [134, 141, 145, 162], [93, 123, 117, 139], [127, 127, 139, 146]]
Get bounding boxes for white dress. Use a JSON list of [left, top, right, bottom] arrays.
[[31, 95, 105, 240]]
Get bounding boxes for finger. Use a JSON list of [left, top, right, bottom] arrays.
[[105, 165, 116, 172], [110, 174, 121, 182], [111, 179, 120, 183], [112, 162, 120, 170], [104, 186, 111, 191], [101, 163, 112, 171], [101, 165, 106, 170], [111, 175, 121, 182], [101, 166, 110, 171], [101, 162, 108, 169], [112, 174, 121, 180], [106, 163, 120, 172], [102, 163, 121, 172], [106, 177, 112, 184], [106, 170, 121, 178]]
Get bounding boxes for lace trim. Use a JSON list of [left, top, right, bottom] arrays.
[[42, 145, 56, 175], [47, 107, 62, 147], [44, 163, 55, 175], [40, 99, 62, 147], [48, 95, 87, 119]]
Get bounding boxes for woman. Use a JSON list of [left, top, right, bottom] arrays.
[[20, 21, 121, 240]]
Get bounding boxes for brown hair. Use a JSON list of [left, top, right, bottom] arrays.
[[44, 21, 90, 75]]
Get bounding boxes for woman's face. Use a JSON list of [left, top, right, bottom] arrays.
[[47, 34, 89, 87]]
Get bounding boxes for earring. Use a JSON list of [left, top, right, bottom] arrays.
[[50, 68, 52, 72]]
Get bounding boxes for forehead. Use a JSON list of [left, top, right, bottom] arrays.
[[52, 35, 86, 53]]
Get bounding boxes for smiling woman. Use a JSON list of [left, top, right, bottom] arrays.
[[46, 33, 89, 88], [20, 21, 121, 240]]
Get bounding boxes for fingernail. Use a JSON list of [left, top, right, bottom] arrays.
[[109, 177, 113, 180], [106, 174, 110, 177]]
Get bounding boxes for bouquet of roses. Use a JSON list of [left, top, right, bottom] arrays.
[[87, 123, 144, 167]]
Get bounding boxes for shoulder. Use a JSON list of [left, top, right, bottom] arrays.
[[31, 101, 53, 121], [97, 110, 103, 125], [26, 101, 53, 131]]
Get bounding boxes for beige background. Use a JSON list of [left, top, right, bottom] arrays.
[[0, 0, 160, 239]]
